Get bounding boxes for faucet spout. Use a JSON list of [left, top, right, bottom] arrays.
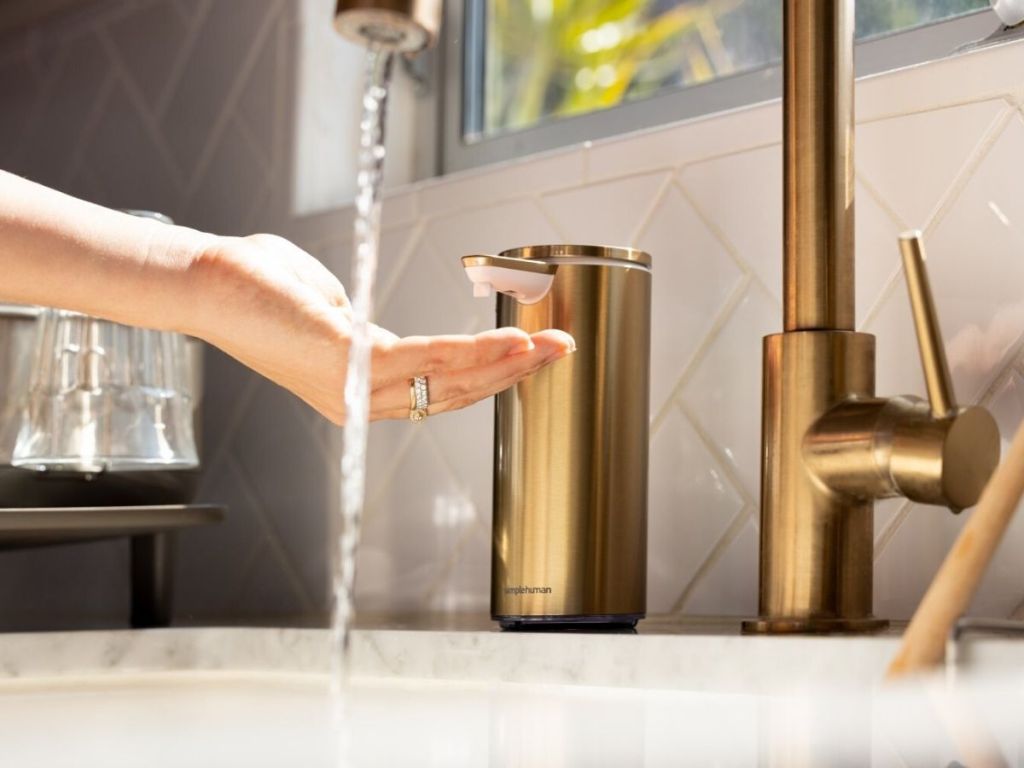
[[783, 0, 855, 331], [334, 0, 442, 53]]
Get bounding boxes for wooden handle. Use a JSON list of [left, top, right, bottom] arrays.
[[886, 418, 1024, 679]]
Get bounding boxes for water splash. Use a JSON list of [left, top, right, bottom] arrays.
[[331, 46, 395, 689]]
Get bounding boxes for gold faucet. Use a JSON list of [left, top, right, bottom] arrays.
[[334, 0, 441, 52], [742, 0, 1001, 634]]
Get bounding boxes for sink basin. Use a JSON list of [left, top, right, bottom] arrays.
[[1, 624, 1022, 766]]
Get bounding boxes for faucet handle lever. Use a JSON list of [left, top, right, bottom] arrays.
[[900, 231, 956, 419]]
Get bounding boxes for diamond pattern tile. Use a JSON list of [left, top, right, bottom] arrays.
[[541, 171, 669, 246], [680, 144, 782, 303], [161, 0, 275, 177], [874, 502, 966, 621], [83, 82, 183, 217], [105, 0, 191, 113], [425, 197, 564, 260], [227, 377, 331, 610], [647, 407, 745, 613], [183, 120, 267, 234], [854, 181, 904, 326], [636, 184, 744, 414], [424, 398, 493, 520], [18, 32, 110, 190], [922, 115, 1024, 404], [681, 284, 780, 499], [234, 18, 280, 171], [857, 100, 1007, 228], [174, 456, 264, 620], [0, 51, 39, 167], [426, 518, 491, 613], [682, 515, 758, 617], [378, 238, 491, 337], [356, 433, 471, 612]]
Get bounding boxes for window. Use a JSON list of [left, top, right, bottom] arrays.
[[443, 0, 998, 172]]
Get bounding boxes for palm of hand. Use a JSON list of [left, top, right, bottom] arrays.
[[200, 234, 574, 425]]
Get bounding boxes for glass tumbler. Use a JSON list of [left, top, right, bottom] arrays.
[[12, 310, 199, 473]]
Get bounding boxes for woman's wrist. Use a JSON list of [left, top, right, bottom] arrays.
[[155, 224, 226, 339]]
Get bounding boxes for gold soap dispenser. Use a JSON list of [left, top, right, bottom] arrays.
[[463, 244, 652, 630]]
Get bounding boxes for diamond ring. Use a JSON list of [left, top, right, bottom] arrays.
[[409, 376, 429, 422]]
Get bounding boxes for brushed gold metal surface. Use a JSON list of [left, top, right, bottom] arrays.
[[749, 0, 1000, 635], [334, 0, 441, 51], [747, 330, 882, 632], [488, 245, 650, 622], [900, 232, 956, 418], [783, 0, 855, 332]]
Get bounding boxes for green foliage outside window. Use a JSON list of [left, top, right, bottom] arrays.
[[483, 0, 987, 136]]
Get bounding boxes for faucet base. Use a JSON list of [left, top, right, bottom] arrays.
[[741, 616, 889, 635]]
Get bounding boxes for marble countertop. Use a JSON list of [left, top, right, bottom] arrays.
[[0, 615, 1021, 691]]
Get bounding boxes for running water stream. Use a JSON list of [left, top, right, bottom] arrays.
[[331, 46, 395, 687]]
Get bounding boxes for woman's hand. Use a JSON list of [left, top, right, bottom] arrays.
[[187, 233, 574, 425]]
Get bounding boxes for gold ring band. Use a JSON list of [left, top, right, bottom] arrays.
[[409, 376, 429, 422]]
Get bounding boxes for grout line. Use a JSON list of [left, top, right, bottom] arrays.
[[628, 171, 674, 247], [674, 178, 763, 288], [94, 26, 189, 195], [8, 29, 75, 170], [675, 136, 781, 179], [647, 273, 751, 436], [1009, 593, 1024, 621], [232, 113, 274, 177], [975, 333, 1024, 409], [169, 0, 193, 26], [272, 9, 290, 211], [231, 455, 318, 613], [675, 399, 756, 509], [197, 369, 260, 475], [242, 179, 275, 234], [851, 176, 907, 330], [218, 524, 267, 609], [858, 262, 902, 332], [361, 423, 422, 522], [533, 193, 570, 243], [417, 427, 470, 499], [856, 172, 910, 232], [155, 0, 213, 120], [57, 73, 117, 192], [421, 523, 479, 605], [873, 499, 913, 560], [182, 1, 281, 200], [381, 188, 420, 232], [670, 506, 752, 615], [856, 92, 1018, 128], [376, 221, 426, 315], [919, 107, 1015, 235]]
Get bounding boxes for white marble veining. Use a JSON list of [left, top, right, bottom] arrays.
[[3, 624, 1024, 696]]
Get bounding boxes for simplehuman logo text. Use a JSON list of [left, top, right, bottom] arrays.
[[504, 585, 553, 595]]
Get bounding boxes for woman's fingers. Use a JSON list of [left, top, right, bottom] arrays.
[[371, 329, 574, 420], [371, 327, 543, 388]]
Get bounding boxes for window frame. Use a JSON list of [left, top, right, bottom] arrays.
[[439, 4, 1000, 175]]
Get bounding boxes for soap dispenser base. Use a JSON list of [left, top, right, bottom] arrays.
[[497, 614, 642, 632]]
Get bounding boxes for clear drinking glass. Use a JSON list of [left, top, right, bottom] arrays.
[[11, 310, 199, 473]]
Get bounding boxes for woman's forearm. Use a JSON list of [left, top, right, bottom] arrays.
[[0, 170, 213, 331]]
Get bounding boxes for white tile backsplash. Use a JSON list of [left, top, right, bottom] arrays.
[[856, 100, 1008, 231], [2, 1, 1024, 628], [540, 170, 670, 246]]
